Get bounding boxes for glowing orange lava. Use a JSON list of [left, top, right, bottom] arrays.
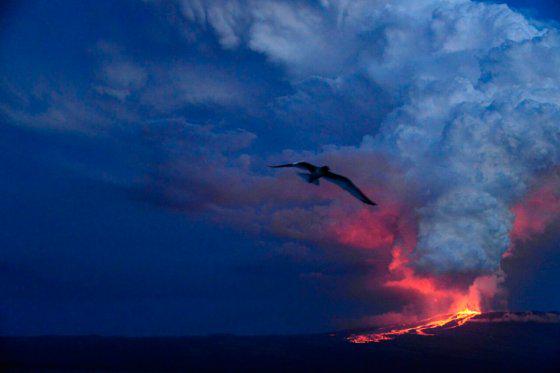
[[345, 245, 489, 344], [331, 203, 499, 345], [348, 308, 481, 343]]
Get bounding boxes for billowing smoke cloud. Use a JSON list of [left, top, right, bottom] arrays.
[[181, 0, 560, 276]]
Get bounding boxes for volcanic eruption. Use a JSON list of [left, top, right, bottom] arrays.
[[341, 171, 560, 343]]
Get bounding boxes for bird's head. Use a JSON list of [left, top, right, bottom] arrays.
[[320, 166, 330, 172]]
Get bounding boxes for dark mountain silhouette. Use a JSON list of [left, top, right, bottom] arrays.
[[1, 312, 559, 371]]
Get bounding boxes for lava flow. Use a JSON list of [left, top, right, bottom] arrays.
[[348, 308, 481, 343]]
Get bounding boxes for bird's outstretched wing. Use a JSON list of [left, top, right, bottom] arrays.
[[324, 171, 376, 205], [268, 162, 318, 173]]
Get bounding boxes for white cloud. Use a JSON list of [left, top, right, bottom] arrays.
[[97, 61, 147, 101], [140, 64, 247, 111], [180, 0, 248, 48]]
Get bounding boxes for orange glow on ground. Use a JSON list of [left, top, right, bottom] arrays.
[[348, 308, 481, 343], [348, 247, 487, 343], [329, 197, 507, 344]]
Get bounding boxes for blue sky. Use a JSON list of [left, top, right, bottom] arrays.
[[2, 0, 560, 336]]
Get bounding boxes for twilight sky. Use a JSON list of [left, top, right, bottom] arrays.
[[1, 0, 560, 336]]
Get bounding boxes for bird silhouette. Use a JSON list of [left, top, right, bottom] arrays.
[[269, 161, 376, 206]]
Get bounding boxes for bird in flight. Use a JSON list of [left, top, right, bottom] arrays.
[[269, 161, 377, 206]]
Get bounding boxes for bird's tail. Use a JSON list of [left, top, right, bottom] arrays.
[[298, 173, 319, 185]]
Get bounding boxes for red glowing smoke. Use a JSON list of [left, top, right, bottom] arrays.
[[326, 203, 492, 325], [343, 172, 560, 335], [509, 174, 560, 253]]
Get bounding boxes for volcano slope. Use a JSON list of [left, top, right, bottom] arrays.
[[1, 312, 559, 371]]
